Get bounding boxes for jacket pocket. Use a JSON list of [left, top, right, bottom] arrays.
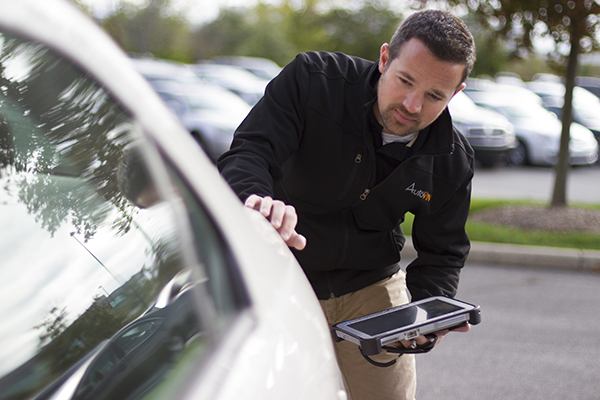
[[336, 151, 363, 201]]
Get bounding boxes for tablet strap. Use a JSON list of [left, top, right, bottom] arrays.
[[361, 334, 438, 368]]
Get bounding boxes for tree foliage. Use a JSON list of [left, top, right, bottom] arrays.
[[100, 0, 402, 66], [102, 0, 193, 61], [417, 0, 600, 207]]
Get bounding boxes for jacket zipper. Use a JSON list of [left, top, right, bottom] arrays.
[[336, 152, 363, 201]]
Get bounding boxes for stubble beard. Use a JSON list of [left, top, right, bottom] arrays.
[[378, 103, 422, 137]]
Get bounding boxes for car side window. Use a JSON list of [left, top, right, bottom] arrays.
[[0, 30, 245, 400]]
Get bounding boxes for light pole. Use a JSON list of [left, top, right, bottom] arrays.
[[98, 285, 110, 297], [70, 232, 123, 285]]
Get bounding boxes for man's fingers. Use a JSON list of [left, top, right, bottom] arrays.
[[394, 323, 471, 349], [427, 323, 472, 347], [269, 200, 289, 229], [276, 205, 306, 250], [451, 323, 471, 333], [244, 195, 306, 250], [277, 205, 298, 238], [259, 196, 274, 218], [244, 194, 263, 210], [286, 232, 307, 251]]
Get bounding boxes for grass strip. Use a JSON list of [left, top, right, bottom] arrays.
[[400, 199, 600, 251]]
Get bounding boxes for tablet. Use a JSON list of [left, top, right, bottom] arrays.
[[332, 296, 481, 355]]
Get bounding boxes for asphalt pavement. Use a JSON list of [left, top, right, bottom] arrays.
[[400, 164, 600, 399], [414, 263, 600, 400], [471, 164, 600, 204]]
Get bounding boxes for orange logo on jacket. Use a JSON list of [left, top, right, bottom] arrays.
[[405, 183, 431, 202]]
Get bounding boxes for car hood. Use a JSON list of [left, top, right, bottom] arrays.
[[451, 105, 513, 130], [570, 122, 598, 142], [513, 116, 561, 137]]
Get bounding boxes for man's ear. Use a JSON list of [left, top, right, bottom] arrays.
[[379, 43, 390, 73], [455, 82, 467, 95]]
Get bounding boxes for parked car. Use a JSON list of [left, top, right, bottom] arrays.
[[192, 62, 269, 105], [465, 77, 543, 105], [130, 56, 200, 85], [493, 71, 527, 87], [0, 2, 346, 400], [130, 58, 248, 160], [211, 56, 282, 81], [525, 80, 600, 149], [34, 271, 201, 400], [576, 76, 600, 100], [464, 88, 598, 166], [151, 81, 251, 160], [448, 91, 516, 167]]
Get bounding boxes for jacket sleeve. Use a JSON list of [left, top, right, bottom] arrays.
[[405, 175, 472, 301], [217, 54, 309, 201]]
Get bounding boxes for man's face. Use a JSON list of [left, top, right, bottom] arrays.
[[374, 38, 466, 137]]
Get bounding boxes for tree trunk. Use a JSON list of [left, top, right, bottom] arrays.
[[550, 30, 580, 208]]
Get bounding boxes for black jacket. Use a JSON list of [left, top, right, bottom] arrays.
[[218, 51, 474, 301]]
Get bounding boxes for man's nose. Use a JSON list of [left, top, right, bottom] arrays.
[[403, 91, 423, 114]]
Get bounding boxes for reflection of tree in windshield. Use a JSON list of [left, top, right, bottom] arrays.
[[0, 33, 136, 241], [0, 32, 197, 400]]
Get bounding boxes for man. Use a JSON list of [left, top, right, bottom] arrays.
[[218, 9, 476, 400]]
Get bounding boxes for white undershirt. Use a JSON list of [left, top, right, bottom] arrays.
[[381, 131, 418, 146]]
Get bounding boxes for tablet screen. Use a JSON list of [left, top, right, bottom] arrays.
[[347, 299, 463, 336]]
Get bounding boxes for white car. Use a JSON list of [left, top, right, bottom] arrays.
[[212, 56, 282, 81], [0, 1, 346, 400], [525, 80, 600, 149], [130, 56, 200, 85], [448, 91, 516, 167], [193, 63, 269, 105], [465, 86, 599, 166]]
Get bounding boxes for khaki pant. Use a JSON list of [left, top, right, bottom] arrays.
[[320, 271, 416, 400]]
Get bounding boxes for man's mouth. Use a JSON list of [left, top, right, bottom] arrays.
[[394, 108, 417, 125]]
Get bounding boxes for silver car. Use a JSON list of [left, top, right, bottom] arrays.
[[0, 1, 346, 400], [448, 91, 516, 167], [526, 80, 600, 150], [464, 82, 598, 166], [192, 62, 269, 106], [152, 81, 251, 160]]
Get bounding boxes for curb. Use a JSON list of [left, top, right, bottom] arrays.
[[402, 240, 600, 273]]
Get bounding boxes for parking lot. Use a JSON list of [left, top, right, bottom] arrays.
[[472, 163, 600, 204], [410, 162, 600, 399], [415, 263, 600, 400], [3, 3, 600, 400]]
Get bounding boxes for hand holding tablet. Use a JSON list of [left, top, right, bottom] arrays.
[[332, 296, 481, 357]]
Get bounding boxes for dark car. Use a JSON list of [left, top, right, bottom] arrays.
[[34, 271, 201, 400]]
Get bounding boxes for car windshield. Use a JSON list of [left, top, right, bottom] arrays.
[[0, 30, 244, 400]]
